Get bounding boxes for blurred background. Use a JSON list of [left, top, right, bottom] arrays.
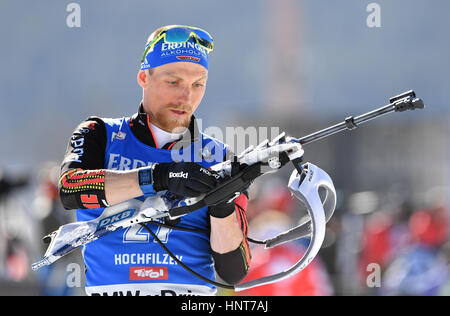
[[0, 0, 449, 296]]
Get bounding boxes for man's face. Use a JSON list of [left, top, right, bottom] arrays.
[[138, 62, 208, 133]]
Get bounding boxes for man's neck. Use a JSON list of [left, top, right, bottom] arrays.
[[149, 122, 187, 148], [129, 103, 199, 149]]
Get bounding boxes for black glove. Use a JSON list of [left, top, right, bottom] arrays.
[[208, 200, 236, 218], [153, 162, 220, 197]]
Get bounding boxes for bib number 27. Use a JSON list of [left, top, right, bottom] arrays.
[[123, 222, 172, 244]]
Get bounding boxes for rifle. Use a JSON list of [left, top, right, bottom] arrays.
[[32, 90, 424, 291]]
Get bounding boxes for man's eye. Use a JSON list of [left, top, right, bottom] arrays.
[[167, 81, 177, 85], [194, 83, 204, 88]]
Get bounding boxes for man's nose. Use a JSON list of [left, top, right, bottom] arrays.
[[178, 85, 192, 104]]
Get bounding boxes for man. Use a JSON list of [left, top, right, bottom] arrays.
[[58, 25, 251, 296]]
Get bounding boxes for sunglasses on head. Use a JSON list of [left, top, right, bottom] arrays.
[[141, 25, 214, 63]]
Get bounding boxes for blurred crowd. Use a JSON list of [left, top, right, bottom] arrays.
[[228, 173, 450, 296], [0, 163, 449, 296], [0, 163, 82, 296]]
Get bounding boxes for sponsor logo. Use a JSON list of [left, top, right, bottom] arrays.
[[169, 171, 188, 179], [176, 56, 200, 62], [81, 194, 100, 209], [142, 61, 150, 68], [111, 131, 127, 142], [308, 169, 314, 182], [89, 288, 202, 296], [66, 135, 85, 163], [161, 42, 208, 56], [107, 153, 154, 170], [97, 209, 135, 229], [114, 253, 183, 265], [129, 267, 168, 281], [86, 282, 215, 296], [199, 167, 220, 180]]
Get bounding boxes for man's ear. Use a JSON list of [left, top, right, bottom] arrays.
[[137, 70, 148, 88]]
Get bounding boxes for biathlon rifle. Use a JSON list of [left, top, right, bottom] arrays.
[[32, 90, 424, 291]]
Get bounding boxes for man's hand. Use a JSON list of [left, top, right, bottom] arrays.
[[153, 162, 220, 197]]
